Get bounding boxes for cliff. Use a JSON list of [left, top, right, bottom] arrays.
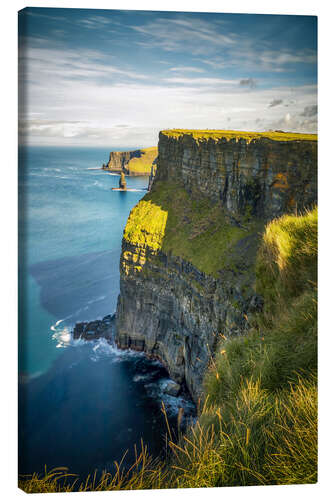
[[115, 129, 317, 401], [102, 147, 157, 176]]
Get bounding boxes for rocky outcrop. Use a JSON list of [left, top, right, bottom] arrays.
[[73, 314, 114, 341], [102, 147, 157, 176], [115, 130, 317, 401]]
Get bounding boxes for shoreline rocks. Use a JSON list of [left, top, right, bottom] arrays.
[[73, 314, 115, 341], [164, 381, 181, 397]]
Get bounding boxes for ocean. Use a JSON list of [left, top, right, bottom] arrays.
[[18, 146, 195, 480]]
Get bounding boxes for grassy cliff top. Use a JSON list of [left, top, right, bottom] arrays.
[[124, 181, 263, 278], [127, 147, 157, 174], [162, 129, 317, 143]]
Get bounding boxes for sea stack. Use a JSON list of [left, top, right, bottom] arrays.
[[119, 172, 127, 190]]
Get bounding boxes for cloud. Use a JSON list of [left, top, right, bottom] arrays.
[[169, 66, 205, 73], [268, 99, 283, 108], [18, 25, 317, 147], [164, 77, 237, 86], [259, 50, 317, 67], [300, 105, 318, 117], [76, 15, 117, 30], [19, 77, 317, 146], [239, 78, 257, 89], [19, 44, 149, 85], [130, 16, 238, 55], [200, 48, 317, 74]]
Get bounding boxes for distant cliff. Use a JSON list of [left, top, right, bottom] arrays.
[[115, 129, 317, 401], [102, 147, 157, 176]]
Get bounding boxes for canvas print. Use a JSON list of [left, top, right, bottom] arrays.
[[18, 7, 318, 493]]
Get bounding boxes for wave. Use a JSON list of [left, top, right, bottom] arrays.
[[50, 297, 107, 348], [50, 326, 196, 421], [89, 338, 146, 363], [142, 377, 196, 421], [92, 180, 108, 189], [126, 188, 147, 192], [42, 168, 61, 173], [19, 371, 43, 384], [87, 167, 102, 170]]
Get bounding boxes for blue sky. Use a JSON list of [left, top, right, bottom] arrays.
[[18, 7, 317, 147]]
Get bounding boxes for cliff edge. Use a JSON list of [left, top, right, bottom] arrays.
[[115, 129, 317, 401]]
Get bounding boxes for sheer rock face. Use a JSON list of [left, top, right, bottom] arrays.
[[156, 132, 317, 220], [116, 131, 317, 402]]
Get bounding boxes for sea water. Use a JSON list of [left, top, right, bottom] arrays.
[[18, 146, 195, 480]]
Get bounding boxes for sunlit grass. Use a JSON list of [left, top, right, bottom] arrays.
[[127, 147, 157, 174], [123, 199, 168, 252], [162, 129, 317, 143], [256, 206, 317, 314], [19, 442, 168, 492]]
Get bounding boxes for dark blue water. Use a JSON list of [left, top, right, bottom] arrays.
[[18, 146, 194, 480]]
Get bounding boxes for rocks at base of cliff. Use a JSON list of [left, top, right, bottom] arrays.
[[163, 380, 181, 397], [73, 314, 114, 341]]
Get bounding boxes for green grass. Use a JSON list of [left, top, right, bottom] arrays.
[[125, 181, 263, 278], [162, 129, 318, 143], [19, 207, 317, 492], [127, 147, 157, 174]]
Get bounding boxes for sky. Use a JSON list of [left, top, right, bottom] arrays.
[[18, 7, 317, 147]]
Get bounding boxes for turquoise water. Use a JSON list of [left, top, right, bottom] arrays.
[[18, 146, 195, 479], [18, 146, 146, 377]]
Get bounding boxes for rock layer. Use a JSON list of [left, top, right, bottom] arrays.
[[116, 130, 317, 401]]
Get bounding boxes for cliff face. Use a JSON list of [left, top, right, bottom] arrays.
[[157, 131, 317, 220], [103, 147, 158, 176], [105, 150, 139, 173], [115, 130, 317, 401]]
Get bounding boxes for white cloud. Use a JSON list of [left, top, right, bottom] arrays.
[[164, 77, 238, 86], [169, 67, 205, 73], [19, 38, 317, 147], [199, 48, 317, 73], [130, 16, 238, 55]]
